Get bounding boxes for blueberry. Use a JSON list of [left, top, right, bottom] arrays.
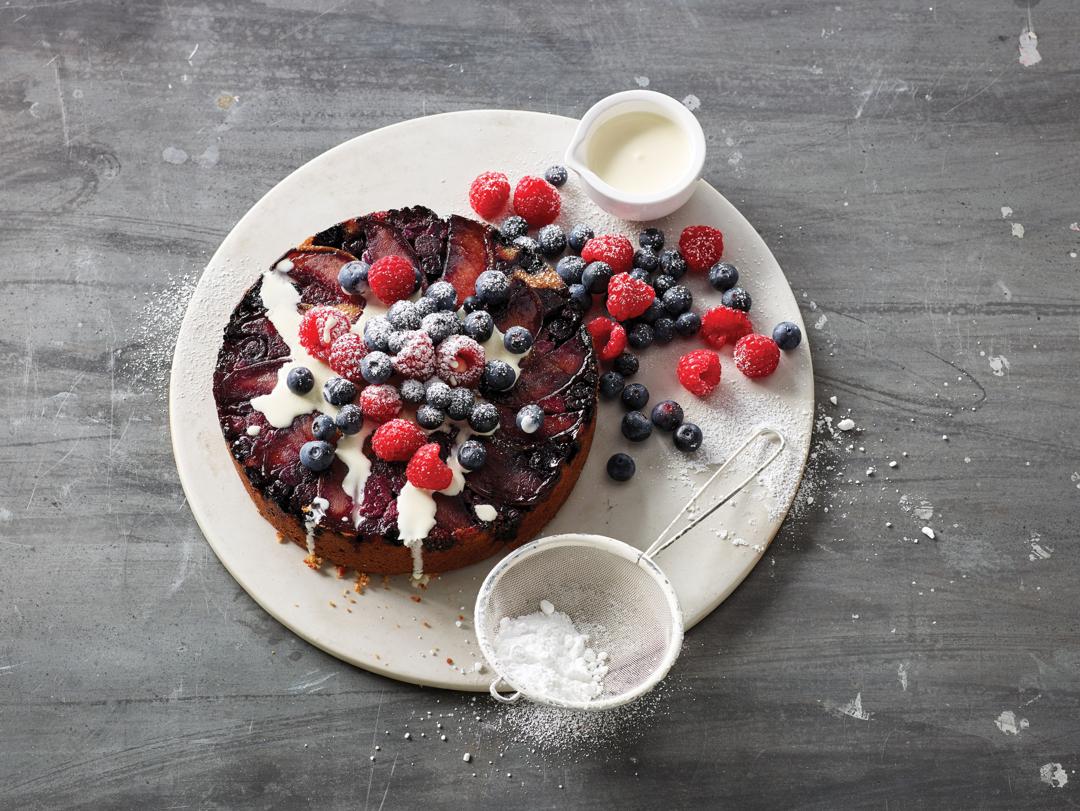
[[537, 224, 567, 257], [627, 322, 654, 349], [567, 223, 595, 254], [360, 351, 393, 384], [638, 299, 664, 324], [416, 404, 445, 430], [413, 296, 439, 319], [503, 326, 534, 354], [633, 248, 659, 272], [500, 216, 529, 240], [675, 311, 702, 337], [386, 330, 408, 355], [335, 403, 364, 435], [387, 300, 421, 330], [425, 280, 458, 311], [568, 283, 593, 310], [621, 411, 652, 442], [425, 380, 452, 409], [653, 317, 676, 344], [475, 270, 510, 306], [773, 321, 802, 350], [412, 267, 424, 294], [652, 274, 676, 296], [722, 287, 752, 312], [606, 452, 636, 482], [662, 285, 693, 315], [363, 315, 393, 352], [287, 366, 314, 395], [311, 414, 337, 441], [463, 310, 495, 343], [628, 268, 651, 284], [400, 379, 426, 405], [650, 400, 684, 431], [621, 382, 649, 410], [599, 371, 625, 399], [513, 235, 541, 259], [468, 402, 500, 433], [299, 440, 335, 472], [556, 255, 586, 285], [461, 294, 484, 314], [582, 261, 613, 294], [708, 262, 739, 292], [658, 250, 687, 279], [613, 352, 639, 377], [482, 359, 516, 392], [515, 403, 545, 434], [674, 422, 703, 452], [639, 228, 665, 250], [458, 439, 487, 471], [544, 165, 568, 187], [446, 387, 475, 421], [323, 377, 357, 406], [422, 311, 460, 344], [338, 260, 370, 294]]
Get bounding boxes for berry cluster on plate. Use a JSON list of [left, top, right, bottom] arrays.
[[289, 258, 545, 488], [467, 167, 803, 481], [213, 207, 598, 576]]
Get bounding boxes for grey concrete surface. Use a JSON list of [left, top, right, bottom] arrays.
[[2, 0, 1079, 807]]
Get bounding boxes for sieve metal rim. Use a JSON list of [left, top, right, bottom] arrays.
[[473, 532, 685, 712]]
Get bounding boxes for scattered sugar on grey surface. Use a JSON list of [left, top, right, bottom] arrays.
[[127, 269, 200, 394], [495, 685, 668, 754]]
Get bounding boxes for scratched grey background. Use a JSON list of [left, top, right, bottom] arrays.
[[3, 0, 1080, 808]]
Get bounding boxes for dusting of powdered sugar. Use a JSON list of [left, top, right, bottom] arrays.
[[494, 680, 671, 753], [493, 601, 609, 705], [127, 269, 201, 394], [672, 377, 813, 522]]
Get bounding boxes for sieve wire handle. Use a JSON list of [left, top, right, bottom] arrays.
[[641, 426, 786, 560], [488, 677, 521, 704]]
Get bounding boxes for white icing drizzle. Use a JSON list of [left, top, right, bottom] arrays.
[[249, 270, 338, 428], [475, 504, 497, 522], [249, 269, 386, 523], [335, 424, 374, 528], [485, 325, 531, 383], [304, 497, 329, 555], [392, 427, 475, 581]]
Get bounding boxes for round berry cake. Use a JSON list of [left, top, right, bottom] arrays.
[[213, 207, 598, 578]]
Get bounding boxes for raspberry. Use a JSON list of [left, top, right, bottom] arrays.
[[358, 383, 402, 423], [581, 234, 634, 275], [406, 442, 454, 490], [298, 306, 351, 362], [701, 306, 753, 349], [327, 332, 369, 383], [605, 273, 656, 321], [468, 171, 510, 220], [391, 330, 436, 380], [678, 225, 725, 273], [371, 418, 427, 462], [677, 350, 722, 397], [435, 334, 486, 387], [585, 317, 628, 362], [733, 334, 780, 379], [512, 175, 561, 227], [368, 255, 417, 305]]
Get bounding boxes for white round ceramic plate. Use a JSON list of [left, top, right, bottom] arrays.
[[170, 110, 814, 691]]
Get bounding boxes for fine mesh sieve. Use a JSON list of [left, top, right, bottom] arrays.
[[474, 426, 786, 710]]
